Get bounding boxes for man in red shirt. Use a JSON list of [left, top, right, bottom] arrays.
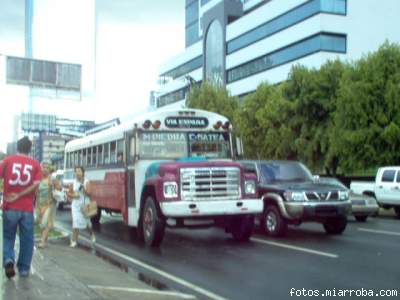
[[0, 136, 42, 278]]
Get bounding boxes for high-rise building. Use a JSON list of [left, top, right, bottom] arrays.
[[157, 0, 400, 109]]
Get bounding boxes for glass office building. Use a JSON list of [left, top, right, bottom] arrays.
[[157, 0, 400, 109]]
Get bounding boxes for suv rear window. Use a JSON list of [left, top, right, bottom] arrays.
[[381, 170, 396, 182]]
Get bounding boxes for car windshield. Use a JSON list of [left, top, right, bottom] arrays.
[[260, 161, 313, 184]]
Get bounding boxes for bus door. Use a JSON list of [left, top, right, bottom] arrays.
[[125, 131, 138, 225]]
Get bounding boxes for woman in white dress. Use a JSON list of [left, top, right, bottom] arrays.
[[67, 166, 95, 248]]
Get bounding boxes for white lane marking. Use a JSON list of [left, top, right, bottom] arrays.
[[55, 224, 227, 300], [251, 238, 339, 259], [88, 285, 196, 299], [358, 228, 400, 237]]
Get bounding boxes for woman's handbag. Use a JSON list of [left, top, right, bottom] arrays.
[[81, 201, 98, 218]]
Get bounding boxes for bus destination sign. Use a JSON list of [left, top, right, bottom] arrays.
[[165, 116, 209, 129]]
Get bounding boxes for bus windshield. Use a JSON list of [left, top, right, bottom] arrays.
[[137, 131, 231, 159]]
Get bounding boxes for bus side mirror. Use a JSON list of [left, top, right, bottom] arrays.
[[236, 137, 243, 157]]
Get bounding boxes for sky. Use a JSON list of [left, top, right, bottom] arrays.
[[0, 0, 185, 152]]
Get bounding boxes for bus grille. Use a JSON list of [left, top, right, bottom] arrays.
[[181, 167, 241, 201]]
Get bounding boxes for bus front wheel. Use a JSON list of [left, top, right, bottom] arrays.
[[141, 196, 165, 247], [230, 215, 254, 242]]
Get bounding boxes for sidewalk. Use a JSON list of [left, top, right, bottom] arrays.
[[2, 235, 196, 300]]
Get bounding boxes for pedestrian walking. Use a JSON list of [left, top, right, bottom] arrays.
[[0, 136, 42, 278], [36, 161, 57, 248], [67, 166, 95, 248]]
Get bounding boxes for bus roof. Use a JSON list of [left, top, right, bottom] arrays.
[[65, 108, 230, 152]]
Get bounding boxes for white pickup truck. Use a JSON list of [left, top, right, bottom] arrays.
[[350, 166, 400, 218]]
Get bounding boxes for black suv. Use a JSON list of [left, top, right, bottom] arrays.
[[239, 160, 351, 237]]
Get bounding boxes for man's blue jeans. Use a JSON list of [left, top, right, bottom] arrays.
[[3, 209, 34, 273]]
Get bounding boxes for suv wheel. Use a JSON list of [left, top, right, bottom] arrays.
[[323, 216, 347, 235], [261, 205, 287, 237]]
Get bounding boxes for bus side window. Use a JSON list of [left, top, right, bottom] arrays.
[[98, 145, 103, 165], [117, 139, 124, 164], [74, 151, 78, 167], [82, 148, 87, 166], [110, 141, 116, 164], [104, 143, 110, 164], [87, 147, 92, 167], [78, 150, 82, 166], [93, 146, 97, 166], [66, 153, 70, 168]]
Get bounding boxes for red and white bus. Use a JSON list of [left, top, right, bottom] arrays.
[[64, 108, 262, 246]]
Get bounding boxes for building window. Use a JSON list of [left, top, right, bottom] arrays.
[[186, 22, 200, 48], [205, 20, 224, 85], [160, 55, 203, 80], [158, 87, 187, 107], [227, 0, 346, 54], [227, 33, 346, 83], [186, 0, 199, 26], [320, 0, 346, 14]]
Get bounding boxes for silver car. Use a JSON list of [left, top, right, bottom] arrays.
[[320, 177, 379, 222]]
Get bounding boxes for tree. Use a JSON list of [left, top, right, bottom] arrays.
[[186, 81, 239, 123], [235, 82, 296, 159], [281, 61, 346, 174], [333, 42, 400, 172]]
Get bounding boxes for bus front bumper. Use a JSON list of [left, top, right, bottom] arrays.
[[160, 199, 263, 218]]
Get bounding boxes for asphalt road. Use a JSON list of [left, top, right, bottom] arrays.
[[56, 211, 400, 300]]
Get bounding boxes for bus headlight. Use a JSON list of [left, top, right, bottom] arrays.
[[244, 180, 256, 195], [163, 182, 178, 198]]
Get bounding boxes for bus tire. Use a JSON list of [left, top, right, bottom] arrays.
[[91, 207, 102, 226], [230, 215, 254, 242], [141, 196, 165, 247]]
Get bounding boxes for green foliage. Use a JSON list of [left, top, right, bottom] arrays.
[[186, 81, 239, 123], [236, 83, 296, 159], [333, 42, 400, 172], [185, 42, 400, 175]]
